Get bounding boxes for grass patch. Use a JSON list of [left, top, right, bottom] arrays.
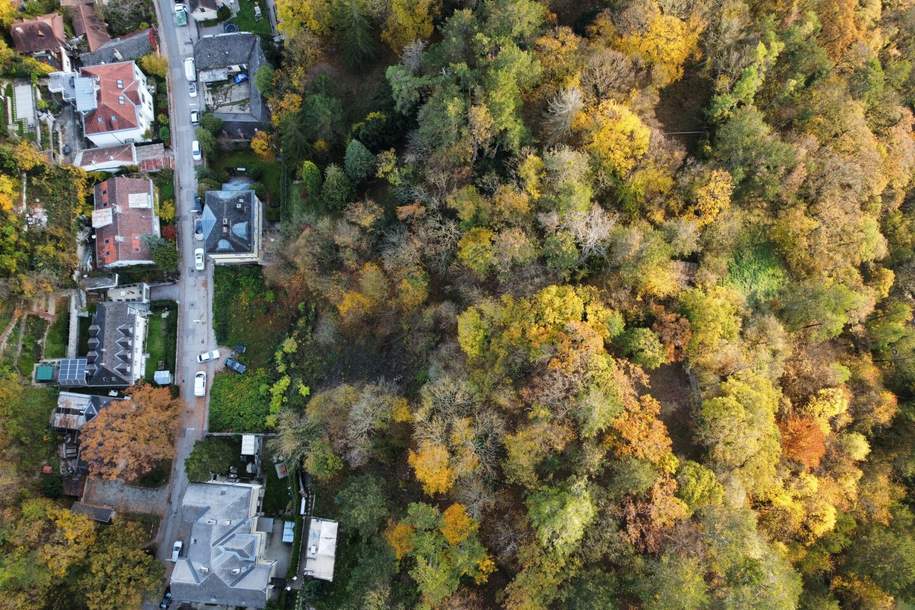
[[153, 169, 175, 203], [18, 315, 48, 376], [44, 300, 69, 359], [211, 150, 283, 206], [725, 239, 787, 307], [262, 447, 293, 516], [227, 0, 272, 36], [9, 385, 59, 479], [213, 265, 288, 368], [145, 301, 178, 382], [209, 368, 271, 432]]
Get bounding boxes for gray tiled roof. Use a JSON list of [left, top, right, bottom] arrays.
[[170, 482, 275, 609], [80, 28, 157, 66], [202, 190, 257, 256], [194, 33, 269, 124], [82, 301, 148, 387]]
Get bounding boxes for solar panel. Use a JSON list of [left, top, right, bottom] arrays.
[[58, 358, 88, 386]]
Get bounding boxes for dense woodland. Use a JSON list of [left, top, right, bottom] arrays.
[[261, 0, 915, 608]]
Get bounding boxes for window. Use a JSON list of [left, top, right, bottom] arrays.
[[116, 79, 123, 89]]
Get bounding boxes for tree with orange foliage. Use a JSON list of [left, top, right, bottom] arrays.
[[779, 416, 827, 469], [440, 503, 476, 545], [250, 130, 274, 160], [80, 386, 181, 482]]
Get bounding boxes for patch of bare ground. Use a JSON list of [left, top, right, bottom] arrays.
[[655, 66, 713, 155], [649, 362, 702, 461]]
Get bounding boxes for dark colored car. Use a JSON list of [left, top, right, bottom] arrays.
[[159, 590, 173, 609], [194, 194, 203, 214], [233, 344, 247, 354], [225, 357, 247, 374]]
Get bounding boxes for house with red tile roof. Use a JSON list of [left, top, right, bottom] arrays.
[[68, 1, 111, 52], [10, 13, 72, 71], [74, 143, 137, 172], [92, 176, 159, 268], [79, 61, 154, 148]]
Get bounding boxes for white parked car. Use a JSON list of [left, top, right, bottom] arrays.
[[171, 540, 183, 561], [188, 81, 197, 97], [194, 247, 204, 271], [197, 349, 220, 363], [193, 371, 207, 397], [190, 110, 199, 124], [191, 139, 201, 161]]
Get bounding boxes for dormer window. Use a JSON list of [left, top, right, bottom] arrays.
[[116, 79, 123, 89], [118, 95, 124, 104]]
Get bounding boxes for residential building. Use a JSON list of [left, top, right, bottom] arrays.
[[68, 0, 110, 52], [170, 481, 277, 609], [10, 14, 72, 71], [74, 143, 137, 172], [194, 33, 269, 140], [301, 518, 338, 582], [50, 61, 154, 148], [50, 391, 125, 431], [92, 176, 158, 268], [201, 189, 262, 264], [80, 28, 159, 66], [57, 301, 149, 388]]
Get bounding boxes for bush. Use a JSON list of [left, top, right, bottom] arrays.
[[209, 369, 271, 432], [185, 437, 239, 482], [158, 125, 170, 144]]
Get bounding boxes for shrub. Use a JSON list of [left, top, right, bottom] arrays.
[[209, 369, 271, 432]]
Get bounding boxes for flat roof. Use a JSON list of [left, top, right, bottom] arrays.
[[301, 518, 337, 582]]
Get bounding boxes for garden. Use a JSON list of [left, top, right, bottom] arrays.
[[145, 301, 178, 382], [210, 150, 285, 221], [208, 368, 271, 432], [226, 0, 272, 37]]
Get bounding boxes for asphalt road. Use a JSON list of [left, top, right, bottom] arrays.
[[151, 3, 219, 567]]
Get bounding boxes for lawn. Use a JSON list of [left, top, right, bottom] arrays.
[[227, 0, 272, 36], [18, 315, 48, 376], [209, 368, 271, 432], [9, 386, 59, 479], [154, 168, 174, 203], [213, 265, 290, 369], [211, 150, 284, 211], [145, 301, 178, 382], [262, 447, 293, 516], [43, 300, 69, 359]]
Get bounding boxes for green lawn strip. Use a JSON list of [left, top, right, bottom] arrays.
[[18, 315, 48, 376], [261, 446, 293, 516], [13, 385, 58, 477], [43, 300, 69, 359], [208, 368, 271, 432], [227, 0, 271, 36], [145, 301, 178, 382]]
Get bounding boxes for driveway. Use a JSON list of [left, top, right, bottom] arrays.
[[150, 0, 221, 567], [149, 282, 178, 301]]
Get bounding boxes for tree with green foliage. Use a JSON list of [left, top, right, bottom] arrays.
[[185, 437, 238, 482], [335, 474, 389, 538], [143, 235, 178, 272], [343, 139, 375, 182], [254, 64, 275, 96], [321, 163, 353, 209]]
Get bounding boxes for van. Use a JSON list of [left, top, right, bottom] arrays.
[[184, 57, 195, 82]]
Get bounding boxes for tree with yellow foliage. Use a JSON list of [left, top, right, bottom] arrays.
[[382, 0, 439, 53], [250, 130, 274, 160], [615, 12, 701, 86], [408, 440, 455, 495], [577, 100, 650, 178]]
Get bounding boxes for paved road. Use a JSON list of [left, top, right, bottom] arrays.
[[151, 2, 220, 566]]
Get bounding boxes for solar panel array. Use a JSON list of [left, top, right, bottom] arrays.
[[58, 358, 88, 386]]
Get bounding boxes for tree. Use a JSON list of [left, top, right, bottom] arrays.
[[343, 138, 375, 182], [143, 235, 177, 272], [696, 370, 782, 496], [526, 479, 596, 556], [408, 440, 454, 495], [321, 163, 352, 209], [80, 521, 164, 610], [0, 0, 17, 27], [200, 112, 223, 134], [250, 130, 274, 160], [195, 127, 217, 157], [254, 64, 275, 96], [641, 553, 709, 610], [617, 327, 667, 369], [579, 100, 650, 177], [330, 0, 377, 69], [138, 53, 168, 78], [80, 386, 180, 482], [335, 474, 389, 538], [382, 0, 438, 53], [778, 416, 826, 469], [185, 437, 238, 482]]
